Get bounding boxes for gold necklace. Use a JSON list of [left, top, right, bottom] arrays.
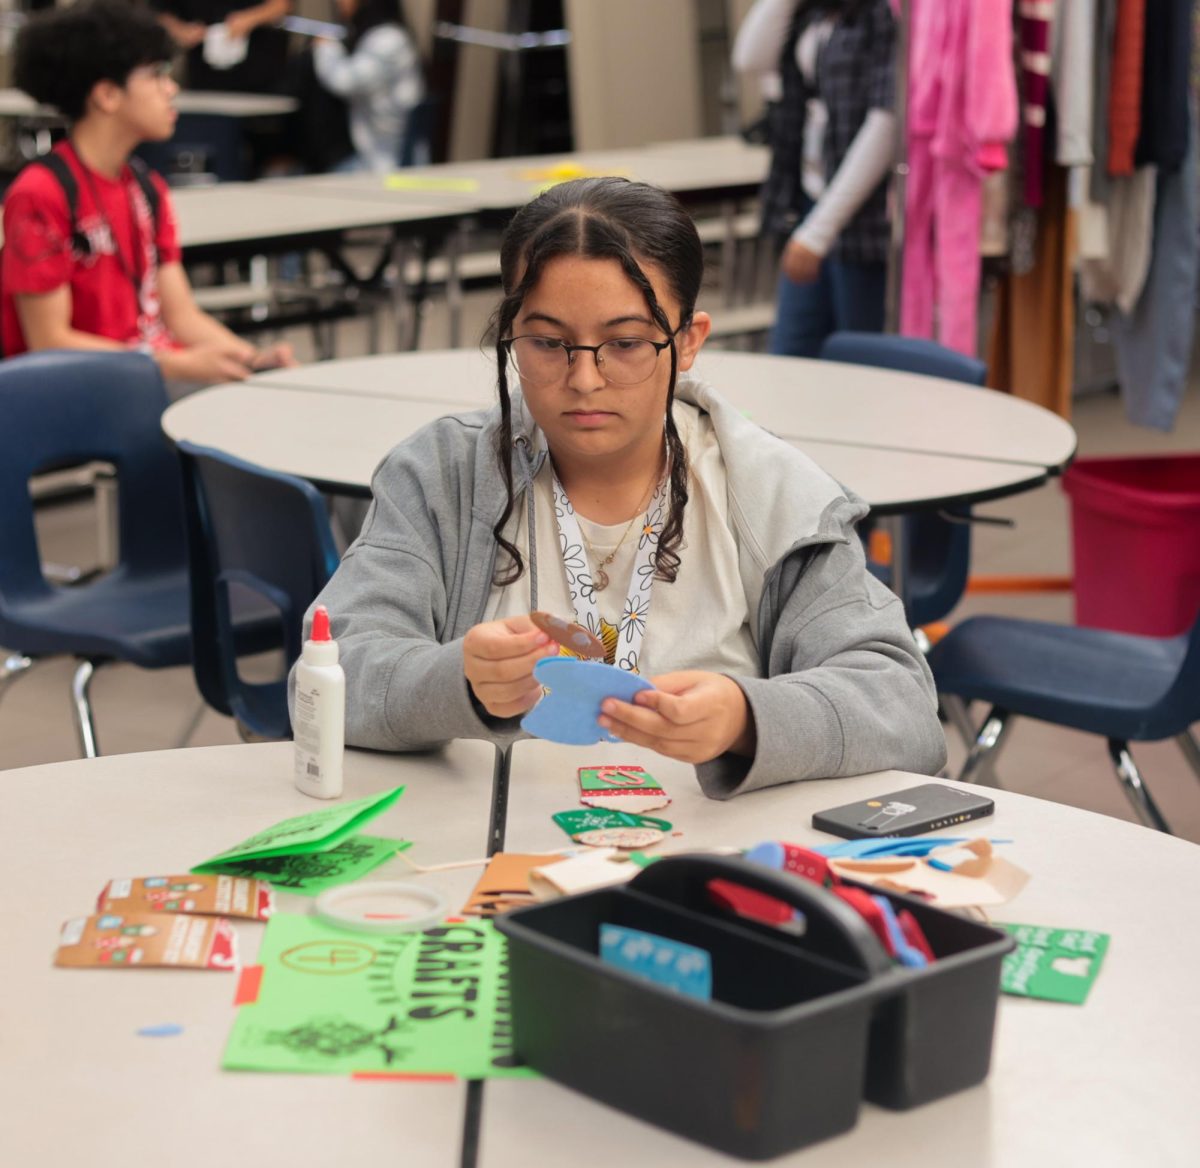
[[577, 468, 662, 593]]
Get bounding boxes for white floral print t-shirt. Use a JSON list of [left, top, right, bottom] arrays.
[[484, 399, 761, 680]]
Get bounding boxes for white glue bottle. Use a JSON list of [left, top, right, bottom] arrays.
[[293, 605, 345, 799]]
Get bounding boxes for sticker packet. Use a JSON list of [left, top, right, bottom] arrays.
[[97, 875, 274, 920], [54, 911, 237, 970], [578, 765, 670, 813], [998, 924, 1111, 1004]]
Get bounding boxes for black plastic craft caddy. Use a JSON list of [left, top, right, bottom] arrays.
[[495, 854, 1014, 1160]]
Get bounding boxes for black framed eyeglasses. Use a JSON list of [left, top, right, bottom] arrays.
[[503, 335, 674, 386]]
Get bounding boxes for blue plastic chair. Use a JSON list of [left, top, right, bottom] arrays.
[[0, 351, 195, 756], [176, 441, 341, 740], [818, 332, 986, 628], [928, 615, 1200, 834]]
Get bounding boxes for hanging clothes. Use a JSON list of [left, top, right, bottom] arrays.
[[1018, 0, 1055, 207], [1107, 0, 1147, 177], [901, 0, 1018, 357], [987, 165, 1077, 418], [1111, 129, 1198, 430], [1133, 0, 1193, 170]]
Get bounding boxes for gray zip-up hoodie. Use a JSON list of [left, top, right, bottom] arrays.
[[298, 375, 947, 798]]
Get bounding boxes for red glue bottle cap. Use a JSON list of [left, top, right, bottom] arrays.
[[312, 605, 332, 642], [304, 605, 339, 665]]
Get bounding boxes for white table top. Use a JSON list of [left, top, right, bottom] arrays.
[[0, 739, 499, 1166], [246, 349, 1077, 472], [485, 739, 1200, 1167], [161, 382, 1051, 513], [279, 136, 768, 214], [166, 348, 1072, 512], [9, 739, 1197, 1166], [0, 88, 298, 119], [169, 184, 458, 250]]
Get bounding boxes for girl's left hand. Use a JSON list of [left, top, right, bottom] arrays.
[[598, 671, 756, 764]]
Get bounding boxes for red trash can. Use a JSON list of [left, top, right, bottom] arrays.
[[1062, 454, 1200, 637]]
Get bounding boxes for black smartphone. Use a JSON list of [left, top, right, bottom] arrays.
[[811, 783, 995, 840]]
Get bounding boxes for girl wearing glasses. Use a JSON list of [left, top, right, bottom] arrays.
[[303, 177, 944, 796]]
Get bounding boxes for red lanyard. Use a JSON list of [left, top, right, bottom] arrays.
[[67, 141, 145, 291]]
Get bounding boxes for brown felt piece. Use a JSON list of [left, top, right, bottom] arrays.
[[530, 611, 606, 659]]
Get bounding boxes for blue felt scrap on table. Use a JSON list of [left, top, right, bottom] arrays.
[[137, 1024, 184, 1037], [521, 657, 654, 745], [812, 837, 1012, 859], [600, 923, 712, 1000]]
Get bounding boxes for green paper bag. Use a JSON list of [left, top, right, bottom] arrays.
[[193, 787, 404, 872], [209, 835, 412, 895]]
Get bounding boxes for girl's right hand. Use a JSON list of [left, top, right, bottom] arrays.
[[463, 616, 556, 718]]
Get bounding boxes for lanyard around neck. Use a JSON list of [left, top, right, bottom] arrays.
[[549, 471, 668, 675], [68, 142, 146, 290]]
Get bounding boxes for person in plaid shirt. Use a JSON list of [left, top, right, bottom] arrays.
[[734, 0, 897, 357]]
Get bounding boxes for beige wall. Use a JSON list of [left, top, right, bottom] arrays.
[[565, 0, 703, 151]]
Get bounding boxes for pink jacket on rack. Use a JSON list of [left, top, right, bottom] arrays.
[[907, 0, 1018, 172]]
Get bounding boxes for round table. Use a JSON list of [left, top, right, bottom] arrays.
[[162, 348, 1076, 516], [4, 740, 1197, 1166]]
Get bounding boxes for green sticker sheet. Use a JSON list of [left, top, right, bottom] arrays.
[[204, 836, 411, 896], [999, 923, 1111, 1004], [224, 914, 532, 1079], [193, 787, 404, 871]]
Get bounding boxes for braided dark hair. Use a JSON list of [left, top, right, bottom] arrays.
[[487, 177, 705, 587]]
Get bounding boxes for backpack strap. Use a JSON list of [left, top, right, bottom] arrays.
[[127, 156, 161, 266], [127, 156, 161, 230], [33, 151, 90, 256]]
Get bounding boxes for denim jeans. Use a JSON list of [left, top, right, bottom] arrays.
[[768, 255, 888, 358]]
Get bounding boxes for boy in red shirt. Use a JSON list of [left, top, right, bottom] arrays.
[[2, 0, 293, 384]]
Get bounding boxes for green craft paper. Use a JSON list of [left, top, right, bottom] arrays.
[[223, 914, 533, 1079], [998, 923, 1111, 1004], [551, 808, 672, 840], [203, 836, 411, 896], [193, 787, 404, 871]]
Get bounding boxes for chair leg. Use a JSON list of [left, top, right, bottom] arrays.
[[1107, 739, 1172, 834], [70, 660, 100, 759], [175, 698, 208, 749], [1177, 729, 1200, 783], [956, 706, 1010, 787], [940, 693, 978, 753], [0, 653, 34, 708]]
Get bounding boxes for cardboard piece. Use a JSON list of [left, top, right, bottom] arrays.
[[98, 874, 273, 920], [461, 852, 566, 917], [55, 911, 237, 970], [578, 765, 670, 813], [826, 838, 1029, 908], [999, 924, 1110, 1003], [521, 658, 653, 745], [193, 787, 404, 871], [528, 848, 639, 899], [223, 914, 533, 1078], [209, 836, 411, 896]]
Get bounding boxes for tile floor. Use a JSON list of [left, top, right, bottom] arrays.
[[2, 292, 1198, 843]]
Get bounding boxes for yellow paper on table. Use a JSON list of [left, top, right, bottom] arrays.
[[383, 175, 480, 192], [519, 162, 632, 190]]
